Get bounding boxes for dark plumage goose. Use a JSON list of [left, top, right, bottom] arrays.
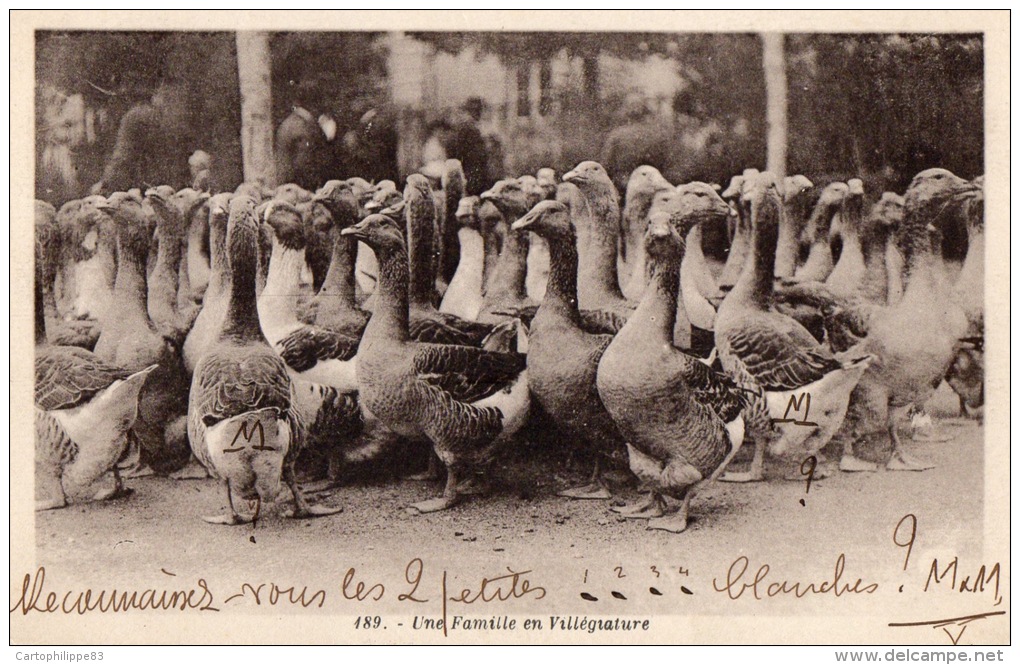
[[717, 168, 759, 289], [438, 159, 467, 286], [714, 173, 871, 482], [598, 212, 749, 532], [169, 188, 211, 315], [306, 180, 370, 336], [35, 228, 155, 510], [776, 174, 814, 279], [620, 165, 675, 300], [341, 214, 529, 513], [511, 199, 629, 500], [188, 195, 341, 524], [792, 181, 848, 283], [562, 161, 634, 318], [835, 169, 978, 472], [257, 200, 360, 392], [83, 194, 186, 478]]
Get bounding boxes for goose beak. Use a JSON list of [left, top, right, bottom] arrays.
[[380, 200, 405, 217], [94, 198, 114, 213], [511, 206, 543, 231], [645, 213, 672, 240], [562, 169, 581, 183], [196, 191, 211, 203], [479, 188, 498, 201], [848, 179, 865, 196], [364, 200, 382, 212], [312, 192, 328, 203], [143, 188, 163, 202]]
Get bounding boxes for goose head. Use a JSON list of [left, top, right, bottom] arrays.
[[366, 186, 403, 215], [536, 168, 558, 200], [455, 196, 481, 231], [345, 177, 374, 203], [673, 181, 732, 232], [480, 178, 533, 218], [625, 165, 673, 205], [644, 210, 684, 266], [517, 175, 546, 209], [904, 168, 978, 225], [144, 185, 184, 236], [226, 195, 261, 271], [341, 213, 406, 256], [313, 180, 359, 226], [404, 173, 434, 216], [746, 172, 784, 239], [208, 192, 234, 235], [273, 182, 313, 205], [511, 200, 574, 243], [870, 192, 905, 229], [98, 191, 153, 243], [562, 160, 614, 193], [262, 200, 307, 252], [234, 181, 265, 203], [170, 187, 211, 226]]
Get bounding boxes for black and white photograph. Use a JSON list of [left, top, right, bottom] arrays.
[[10, 10, 1009, 651]]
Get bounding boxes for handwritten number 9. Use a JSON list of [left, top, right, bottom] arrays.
[[893, 513, 917, 571]]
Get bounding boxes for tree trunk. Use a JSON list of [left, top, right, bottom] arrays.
[[235, 31, 275, 187], [761, 33, 787, 179]]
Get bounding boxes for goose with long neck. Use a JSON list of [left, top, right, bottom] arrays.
[[398, 174, 502, 347], [776, 174, 814, 278], [562, 160, 634, 317], [34, 226, 156, 510], [825, 179, 869, 297], [620, 165, 675, 300], [476, 177, 544, 322], [478, 198, 504, 296], [184, 193, 212, 303], [170, 188, 210, 316], [94, 192, 191, 477], [308, 180, 369, 336], [836, 169, 978, 472], [671, 182, 732, 355], [597, 212, 750, 532], [56, 196, 118, 323], [188, 195, 341, 525], [438, 159, 467, 286], [511, 199, 629, 500], [145, 186, 206, 342], [793, 181, 848, 283], [38, 200, 100, 349], [717, 168, 759, 289], [183, 192, 234, 374], [714, 172, 872, 482], [439, 195, 486, 321], [341, 214, 529, 513], [257, 200, 360, 392]]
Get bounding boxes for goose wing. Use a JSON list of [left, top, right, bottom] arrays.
[[578, 309, 627, 336], [276, 326, 359, 372], [724, 315, 842, 391], [191, 350, 293, 427], [410, 317, 481, 346], [35, 347, 132, 411], [412, 343, 526, 404], [679, 357, 748, 423]]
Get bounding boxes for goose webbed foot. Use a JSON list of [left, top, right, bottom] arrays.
[[647, 492, 693, 533], [557, 482, 612, 500], [202, 512, 252, 526], [839, 454, 879, 472], [35, 497, 67, 511], [170, 457, 209, 480], [410, 467, 460, 514], [285, 466, 343, 518], [455, 474, 491, 496], [611, 493, 666, 519], [886, 450, 935, 471]]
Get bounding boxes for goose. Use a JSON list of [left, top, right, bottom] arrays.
[[475, 177, 545, 322], [297, 198, 333, 294], [824, 179, 869, 298], [184, 191, 212, 303], [945, 177, 984, 416], [511, 199, 629, 500], [527, 168, 558, 300], [257, 200, 360, 392], [438, 159, 467, 287], [189, 195, 341, 524], [393, 175, 502, 347], [620, 165, 675, 301], [562, 161, 635, 318], [183, 192, 234, 374], [144, 186, 205, 344], [597, 212, 750, 532], [717, 168, 759, 289], [478, 197, 506, 296], [170, 188, 211, 315], [792, 181, 848, 283], [234, 181, 267, 202], [306, 180, 370, 335], [776, 175, 814, 279], [92, 192, 191, 477], [341, 214, 529, 513], [713, 173, 871, 482], [836, 169, 978, 472], [54, 196, 117, 328], [35, 231, 156, 510], [439, 195, 486, 321], [672, 182, 731, 356], [356, 184, 402, 298], [37, 200, 100, 350]]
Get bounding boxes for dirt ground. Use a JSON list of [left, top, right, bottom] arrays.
[[26, 384, 992, 641]]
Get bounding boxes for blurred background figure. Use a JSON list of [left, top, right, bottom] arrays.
[[342, 105, 398, 184], [600, 95, 671, 192], [667, 86, 727, 184], [275, 79, 330, 189], [36, 85, 91, 205], [188, 149, 213, 192], [446, 97, 494, 196], [92, 79, 195, 194]]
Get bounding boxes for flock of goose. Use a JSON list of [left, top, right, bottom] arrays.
[[33, 158, 984, 532]]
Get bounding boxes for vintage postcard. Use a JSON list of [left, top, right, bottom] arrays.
[[10, 10, 1009, 648]]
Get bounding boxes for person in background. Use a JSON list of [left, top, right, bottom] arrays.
[[342, 105, 398, 184], [188, 149, 214, 192], [446, 97, 492, 196], [92, 79, 194, 194], [275, 80, 330, 190], [667, 87, 726, 184], [600, 95, 671, 192]]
